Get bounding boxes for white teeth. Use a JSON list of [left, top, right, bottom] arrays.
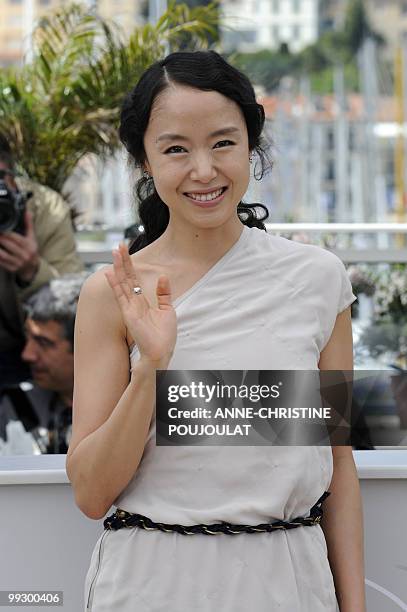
[[186, 188, 224, 202]]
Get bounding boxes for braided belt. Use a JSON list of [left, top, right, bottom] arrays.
[[104, 491, 330, 535]]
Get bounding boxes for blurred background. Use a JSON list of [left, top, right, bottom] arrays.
[[3, 0, 407, 227]]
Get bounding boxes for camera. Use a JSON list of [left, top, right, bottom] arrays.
[[0, 175, 32, 235]]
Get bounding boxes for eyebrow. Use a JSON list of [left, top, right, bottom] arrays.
[[24, 326, 56, 345], [156, 126, 241, 144], [33, 334, 55, 344]]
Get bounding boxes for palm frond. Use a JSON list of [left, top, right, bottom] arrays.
[[0, 1, 220, 194]]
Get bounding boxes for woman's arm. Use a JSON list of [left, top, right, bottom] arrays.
[[67, 245, 176, 520], [66, 270, 157, 520], [318, 307, 366, 612]]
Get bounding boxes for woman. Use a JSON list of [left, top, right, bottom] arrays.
[[66, 51, 366, 611]]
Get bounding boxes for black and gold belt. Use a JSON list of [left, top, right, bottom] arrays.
[[103, 491, 330, 535]]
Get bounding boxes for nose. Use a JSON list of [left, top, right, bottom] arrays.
[[21, 338, 39, 364], [189, 151, 217, 183]]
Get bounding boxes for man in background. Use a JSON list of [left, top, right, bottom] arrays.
[[0, 272, 89, 453], [0, 135, 84, 385]]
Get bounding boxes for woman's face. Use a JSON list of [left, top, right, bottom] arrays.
[[143, 84, 251, 231]]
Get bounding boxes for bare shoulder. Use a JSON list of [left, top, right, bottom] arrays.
[[81, 248, 163, 348], [80, 264, 115, 297], [78, 265, 126, 340]]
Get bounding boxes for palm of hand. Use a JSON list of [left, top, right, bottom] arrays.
[[123, 296, 177, 362], [104, 244, 177, 366]]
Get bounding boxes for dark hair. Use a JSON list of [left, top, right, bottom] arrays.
[[23, 272, 90, 352], [0, 134, 14, 171], [119, 50, 272, 253]]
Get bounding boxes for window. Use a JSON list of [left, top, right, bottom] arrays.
[[292, 24, 300, 39], [241, 29, 257, 43], [292, 0, 300, 12], [273, 0, 280, 13], [402, 1, 407, 15], [272, 24, 280, 44], [39, 0, 51, 5], [349, 127, 355, 150], [222, 30, 241, 49], [222, 29, 257, 49], [327, 128, 335, 149], [8, 0, 22, 4], [325, 160, 335, 181]]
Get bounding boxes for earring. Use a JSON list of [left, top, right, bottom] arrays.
[[249, 154, 253, 164], [143, 169, 152, 179]]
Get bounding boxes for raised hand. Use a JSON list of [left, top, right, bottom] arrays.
[[104, 242, 177, 369], [0, 210, 40, 282]]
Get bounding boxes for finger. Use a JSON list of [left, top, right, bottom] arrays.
[[156, 275, 173, 310], [104, 268, 129, 309], [25, 211, 35, 238], [118, 243, 151, 309], [119, 242, 139, 286], [0, 246, 21, 270], [112, 250, 132, 301], [0, 233, 22, 253]]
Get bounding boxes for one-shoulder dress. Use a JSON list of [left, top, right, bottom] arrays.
[[84, 225, 356, 611]]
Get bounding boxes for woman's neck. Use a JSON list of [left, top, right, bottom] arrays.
[[153, 218, 244, 266]]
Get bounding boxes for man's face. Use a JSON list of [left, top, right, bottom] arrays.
[[21, 318, 74, 392]]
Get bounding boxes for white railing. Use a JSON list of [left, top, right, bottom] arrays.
[[265, 223, 407, 232], [76, 223, 407, 265]]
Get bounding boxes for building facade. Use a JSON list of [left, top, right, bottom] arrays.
[[253, 91, 398, 223], [221, 0, 319, 53]]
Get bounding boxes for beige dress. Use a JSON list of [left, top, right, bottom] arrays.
[[84, 225, 356, 611]]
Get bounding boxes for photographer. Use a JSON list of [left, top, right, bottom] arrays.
[[0, 137, 84, 386]]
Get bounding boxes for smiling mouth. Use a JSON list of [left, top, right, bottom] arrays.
[[184, 187, 227, 202]]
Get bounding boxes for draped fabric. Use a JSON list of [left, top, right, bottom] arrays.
[[84, 225, 356, 611]]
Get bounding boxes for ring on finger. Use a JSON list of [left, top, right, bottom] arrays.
[[133, 286, 143, 295]]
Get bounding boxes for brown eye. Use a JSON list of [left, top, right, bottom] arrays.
[[164, 145, 186, 154], [214, 140, 234, 148]]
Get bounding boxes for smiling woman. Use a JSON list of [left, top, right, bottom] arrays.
[[66, 50, 365, 612], [118, 50, 271, 253], [141, 86, 251, 233]]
